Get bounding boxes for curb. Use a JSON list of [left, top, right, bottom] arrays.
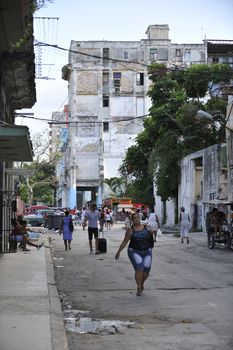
[[45, 246, 68, 350]]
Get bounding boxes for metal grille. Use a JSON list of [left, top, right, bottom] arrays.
[[0, 190, 16, 253]]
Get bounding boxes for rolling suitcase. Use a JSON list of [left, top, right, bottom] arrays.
[[98, 231, 107, 253]]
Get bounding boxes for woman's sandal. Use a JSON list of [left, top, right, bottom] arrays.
[[136, 288, 143, 296]]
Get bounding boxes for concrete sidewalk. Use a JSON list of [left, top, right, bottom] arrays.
[[0, 242, 68, 350]]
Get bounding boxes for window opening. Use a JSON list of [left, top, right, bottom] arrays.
[[103, 48, 109, 58], [136, 72, 144, 85], [113, 72, 121, 91], [175, 49, 181, 57], [103, 122, 109, 132], [103, 48, 109, 64], [113, 72, 121, 79], [103, 95, 109, 107], [150, 48, 157, 61]]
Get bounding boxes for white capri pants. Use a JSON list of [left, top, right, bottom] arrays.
[[180, 223, 190, 238]]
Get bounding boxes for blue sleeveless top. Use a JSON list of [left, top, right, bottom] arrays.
[[129, 226, 153, 250]]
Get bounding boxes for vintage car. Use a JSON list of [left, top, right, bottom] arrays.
[[24, 209, 55, 227]]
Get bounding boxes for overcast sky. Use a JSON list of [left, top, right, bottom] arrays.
[[16, 0, 233, 135]]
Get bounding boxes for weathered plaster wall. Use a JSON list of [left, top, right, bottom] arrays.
[[110, 96, 136, 116], [226, 96, 233, 202], [202, 144, 221, 203], [179, 145, 227, 230], [179, 149, 204, 229], [77, 71, 99, 94], [63, 30, 206, 208]]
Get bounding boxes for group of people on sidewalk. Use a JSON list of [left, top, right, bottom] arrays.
[[60, 203, 101, 254], [60, 204, 116, 253], [59, 203, 191, 297]]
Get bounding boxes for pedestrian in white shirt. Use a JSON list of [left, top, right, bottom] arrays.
[[147, 208, 160, 242], [105, 210, 112, 230], [179, 207, 190, 244], [85, 203, 100, 254], [81, 208, 86, 231]]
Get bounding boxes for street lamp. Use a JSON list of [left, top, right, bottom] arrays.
[[197, 110, 233, 133]]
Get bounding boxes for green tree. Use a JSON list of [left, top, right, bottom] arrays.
[[19, 161, 56, 205], [102, 177, 126, 197], [119, 63, 229, 209], [18, 130, 61, 206]]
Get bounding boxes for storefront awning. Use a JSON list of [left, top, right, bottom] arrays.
[[0, 125, 33, 161]]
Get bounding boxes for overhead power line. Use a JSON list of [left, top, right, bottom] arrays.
[[35, 41, 149, 68], [15, 114, 148, 125], [35, 41, 233, 78]]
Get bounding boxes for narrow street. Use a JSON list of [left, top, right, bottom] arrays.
[[51, 224, 233, 350]]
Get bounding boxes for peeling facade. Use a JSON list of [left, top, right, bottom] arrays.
[[226, 95, 233, 201], [179, 144, 228, 230], [56, 24, 207, 209]]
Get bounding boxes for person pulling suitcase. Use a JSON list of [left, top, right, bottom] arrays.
[[84, 203, 101, 254]]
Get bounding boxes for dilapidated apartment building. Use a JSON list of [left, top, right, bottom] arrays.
[[179, 144, 228, 230], [55, 24, 206, 209]]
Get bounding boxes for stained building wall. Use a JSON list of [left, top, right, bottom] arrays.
[[60, 25, 206, 208], [179, 144, 227, 230], [226, 96, 233, 202]]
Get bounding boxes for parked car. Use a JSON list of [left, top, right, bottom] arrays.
[[24, 205, 49, 215], [23, 213, 45, 227], [23, 209, 54, 226]]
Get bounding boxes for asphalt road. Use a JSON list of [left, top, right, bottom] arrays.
[[50, 223, 233, 350]]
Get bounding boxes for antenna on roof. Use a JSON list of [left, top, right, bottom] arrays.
[[34, 17, 59, 80]]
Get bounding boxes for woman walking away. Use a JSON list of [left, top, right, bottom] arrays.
[[60, 210, 74, 250], [99, 209, 105, 233], [105, 210, 112, 230], [115, 212, 155, 296], [179, 207, 190, 244], [147, 208, 160, 242], [124, 211, 131, 230], [81, 207, 86, 231]]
